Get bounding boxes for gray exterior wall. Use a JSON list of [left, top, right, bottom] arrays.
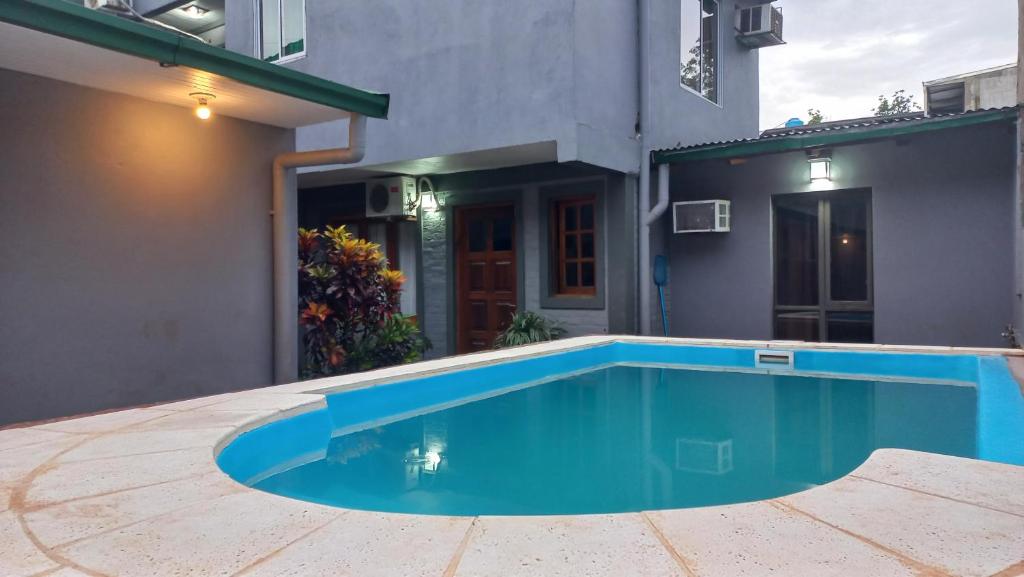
[[666, 122, 1016, 347], [417, 163, 635, 357], [225, 0, 761, 174], [0, 69, 292, 425]]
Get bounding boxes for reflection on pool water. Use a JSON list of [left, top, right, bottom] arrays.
[[253, 365, 977, 515]]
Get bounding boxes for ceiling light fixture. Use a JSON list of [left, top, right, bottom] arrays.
[[190, 92, 215, 120], [179, 4, 209, 18]]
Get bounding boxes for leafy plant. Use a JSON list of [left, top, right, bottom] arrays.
[[298, 225, 429, 378], [493, 311, 567, 349], [806, 108, 824, 125], [873, 89, 921, 116]]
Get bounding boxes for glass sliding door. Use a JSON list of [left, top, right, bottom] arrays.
[[773, 191, 873, 343]]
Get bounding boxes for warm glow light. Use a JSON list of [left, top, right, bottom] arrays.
[[841, 235, 850, 245], [191, 93, 215, 120]]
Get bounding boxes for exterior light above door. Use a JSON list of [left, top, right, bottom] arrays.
[[807, 149, 832, 183], [417, 176, 443, 212]]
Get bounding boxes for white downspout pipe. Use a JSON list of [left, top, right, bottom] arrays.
[[639, 163, 670, 335], [636, 0, 671, 335], [272, 113, 367, 383]]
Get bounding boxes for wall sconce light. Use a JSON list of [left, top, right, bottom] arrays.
[[190, 92, 215, 120], [417, 176, 443, 212], [807, 149, 832, 183]]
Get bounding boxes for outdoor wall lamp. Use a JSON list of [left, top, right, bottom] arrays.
[[417, 176, 444, 212], [190, 92, 215, 120], [807, 149, 832, 182]]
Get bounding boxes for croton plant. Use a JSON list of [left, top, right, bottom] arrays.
[[298, 225, 429, 378]]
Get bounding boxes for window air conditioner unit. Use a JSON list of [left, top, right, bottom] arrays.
[[673, 200, 730, 233], [365, 176, 418, 218], [735, 3, 784, 48]]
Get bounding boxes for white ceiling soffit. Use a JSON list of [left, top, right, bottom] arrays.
[[297, 141, 561, 187], [0, 21, 347, 129]]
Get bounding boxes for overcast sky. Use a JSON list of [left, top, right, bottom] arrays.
[[759, 0, 1018, 129]]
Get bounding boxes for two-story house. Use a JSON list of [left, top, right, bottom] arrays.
[[153, 0, 780, 379]]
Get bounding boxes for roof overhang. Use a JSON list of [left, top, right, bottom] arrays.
[[653, 108, 1018, 165], [0, 0, 389, 128], [297, 141, 560, 187]]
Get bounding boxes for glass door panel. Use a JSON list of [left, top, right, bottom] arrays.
[[828, 197, 869, 303], [773, 191, 873, 343], [774, 198, 819, 307]]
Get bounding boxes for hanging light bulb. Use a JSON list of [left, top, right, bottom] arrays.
[[190, 92, 215, 120]]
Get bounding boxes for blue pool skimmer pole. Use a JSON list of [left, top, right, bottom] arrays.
[[653, 255, 669, 336]]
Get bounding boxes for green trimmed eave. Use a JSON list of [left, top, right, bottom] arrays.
[[0, 0, 389, 119], [653, 107, 1018, 165]]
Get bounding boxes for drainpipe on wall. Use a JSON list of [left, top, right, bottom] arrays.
[[271, 114, 367, 383], [639, 163, 670, 335], [636, 0, 671, 335], [1015, 4, 1024, 343]]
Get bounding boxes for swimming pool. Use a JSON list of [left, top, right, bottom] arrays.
[[217, 340, 1024, 516]]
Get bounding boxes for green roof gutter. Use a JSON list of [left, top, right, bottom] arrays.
[[0, 0, 389, 119], [653, 108, 1017, 164]]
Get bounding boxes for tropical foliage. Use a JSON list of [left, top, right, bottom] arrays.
[[298, 225, 429, 378], [493, 311, 567, 349], [873, 89, 921, 116]]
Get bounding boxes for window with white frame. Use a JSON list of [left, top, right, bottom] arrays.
[[259, 0, 305, 63], [680, 0, 719, 103]]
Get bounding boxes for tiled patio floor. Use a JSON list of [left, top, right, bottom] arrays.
[[1, 337, 1022, 577]]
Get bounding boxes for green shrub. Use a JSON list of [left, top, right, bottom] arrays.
[[494, 311, 567, 349]]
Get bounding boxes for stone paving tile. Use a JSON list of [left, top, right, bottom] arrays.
[[124, 408, 278, 432], [25, 472, 243, 548], [26, 447, 217, 508], [235, 509, 474, 577], [0, 510, 58, 577], [0, 436, 85, 512], [779, 475, 1024, 577], [453, 514, 687, 577], [645, 500, 917, 577], [33, 408, 176, 434], [153, 392, 245, 411], [59, 491, 341, 577], [851, 449, 1024, 517], [56, 428, 233, 463], [46, 568, 94, 577], [0, 428, 76, 452], [198, 393, 324, 413]]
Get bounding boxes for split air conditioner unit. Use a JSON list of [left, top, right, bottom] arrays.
[[673, 200, 730, 233], [365, 176, 418, 218], [735, 3, 784, 48]]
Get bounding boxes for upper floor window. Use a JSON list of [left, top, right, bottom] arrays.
[[259, 0, 305, 63], [680, 0, 719, 103]]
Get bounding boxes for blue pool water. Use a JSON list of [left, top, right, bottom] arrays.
[[217, 343, 1024, 516]]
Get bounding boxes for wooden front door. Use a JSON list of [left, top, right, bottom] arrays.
[[455, 204, 517, 353]]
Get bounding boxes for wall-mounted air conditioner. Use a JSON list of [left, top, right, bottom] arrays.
[[673, 200, 730, 233], [365, 176, 418, 218], [735, 3, 784, 48]]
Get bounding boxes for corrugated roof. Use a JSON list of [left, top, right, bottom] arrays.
[[653, 107, 1018, 164]]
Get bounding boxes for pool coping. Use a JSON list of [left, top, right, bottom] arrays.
[[1, 336, 1022, 577]]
